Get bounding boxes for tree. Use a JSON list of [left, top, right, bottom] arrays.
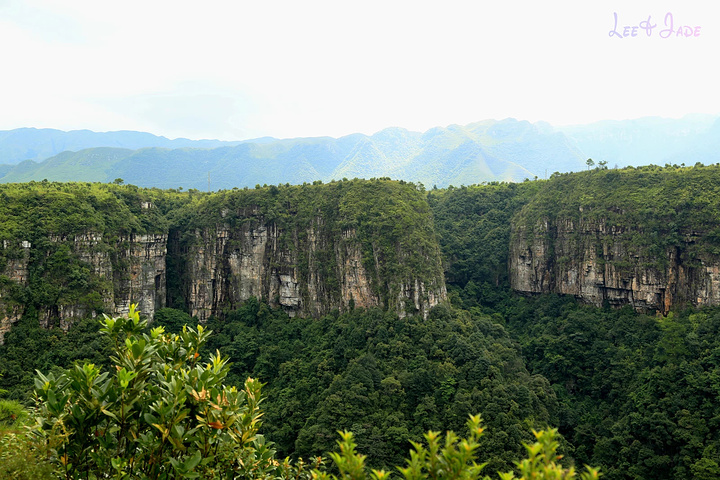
[[32, 305, 278, 479], [586, 159, 595, 170], [315, 417, 600, 480]]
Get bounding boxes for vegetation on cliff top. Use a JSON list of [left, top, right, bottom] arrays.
[[513, 164, 720, 261], [0, 181, 184, 241], [175, 178, 444, 310]]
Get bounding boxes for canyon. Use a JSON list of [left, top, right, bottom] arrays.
[[4, 166, 720, 344]]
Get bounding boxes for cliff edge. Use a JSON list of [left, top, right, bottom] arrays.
[[510, 165, 720, 313]]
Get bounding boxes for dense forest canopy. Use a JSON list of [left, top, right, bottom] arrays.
[[514, 164, 720, 259], [3, 164, 720, 478]]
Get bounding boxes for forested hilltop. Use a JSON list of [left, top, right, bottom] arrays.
[[3, 165, 720, 479], [0, 178, 446, 343]]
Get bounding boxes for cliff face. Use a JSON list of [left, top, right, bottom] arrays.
[[113, 233, 167, 318], [167, 180, 448, 322], [507, 166, 720, 313], [0, 241, 30, 343], [178, 217, 445, 322], [510, 217, 720, 313], [0, 233, 166, 343]]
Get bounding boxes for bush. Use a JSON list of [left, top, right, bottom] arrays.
[[314, 416, 600, 480], [0, 429, 59, 479], [32, 304, 278, 479], [0, 397, 58, 479], [0, 399, 27, 428]]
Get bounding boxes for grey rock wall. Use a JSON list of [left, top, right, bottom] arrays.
[[0, 233, 167, 343], [510, 217, 720, 313], [182, 219, 446, 322]]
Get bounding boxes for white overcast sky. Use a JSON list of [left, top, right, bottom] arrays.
[[1, 0, 718, 140]]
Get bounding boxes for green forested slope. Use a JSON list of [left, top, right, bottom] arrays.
[[503, 296, 720, 480], [2, 169, 720, 479], [0, 300, 560, 474], [428, 181, 542, 289], [201, 301, 557, 473]]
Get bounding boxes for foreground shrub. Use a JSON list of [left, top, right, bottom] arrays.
[[0, 398, 27, 428], [0, 428, 60, 479], [0, 395, 58, 479], [32, 305, 277, 479], [315, 418, 600, 480]]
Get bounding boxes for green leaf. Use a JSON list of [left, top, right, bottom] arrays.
[[184, 450, 202, 471]]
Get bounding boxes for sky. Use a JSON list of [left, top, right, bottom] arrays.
[[1, 0, 718, 141]]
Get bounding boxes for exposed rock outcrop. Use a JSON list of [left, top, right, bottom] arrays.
[[1, 232, 166, 343], [180, 219, 446, 322], [113, 233, 167, 318], [0, 240, 31, 344], [510, 217, 720, 313]]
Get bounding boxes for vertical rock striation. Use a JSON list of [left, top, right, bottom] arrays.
[[113, 233, 167, 317], [0, 240, 31, 344], [171, 180, 448, 322], [0, 232, 167, 343], [510, 217, 720, 313], [508, 166, 720, 313], [180, 218, 446, 322]]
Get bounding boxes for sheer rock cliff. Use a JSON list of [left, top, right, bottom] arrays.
[[1, 180, 448, 343], [510, 217, 720, 313], [176, 216, 445, 322], [0, 233, 166, 343]]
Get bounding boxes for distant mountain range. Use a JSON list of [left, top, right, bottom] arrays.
[[1, 115, 718, 189]]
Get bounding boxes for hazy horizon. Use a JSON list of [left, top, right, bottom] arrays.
[[2, 1, 719, 142], [3, 112, 718, 144]]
